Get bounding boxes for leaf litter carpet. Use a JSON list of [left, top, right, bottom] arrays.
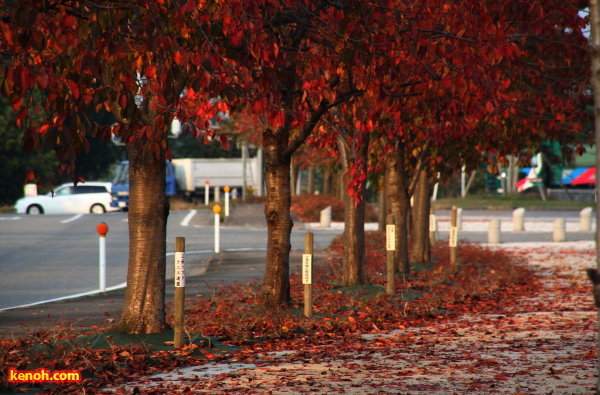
[[113, 241, 597, 394]]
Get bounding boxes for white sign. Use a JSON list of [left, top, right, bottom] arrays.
[[386, 224, 396, 251], [302, 254, 312, 285], [24, 184, 37, 196], [174, 252, 185, 287], [429, 214, 437, 231], [449, 227, 458, 247]]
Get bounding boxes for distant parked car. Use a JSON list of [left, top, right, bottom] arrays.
[[15, 182, 119, 215]]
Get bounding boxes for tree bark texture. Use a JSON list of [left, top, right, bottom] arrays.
[[307, 165, 315, 194], [385, 139, 410, 273], [261, 129, 293, 305], [323, 170, 333, 195], [118, 143, 169, 334], [290, 161, 299, 196], [338, 136, 368, 286], [410, 167, 431, 263], [377, 180, 386, 232]]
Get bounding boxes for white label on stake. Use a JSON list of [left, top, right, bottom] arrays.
[[429, 214, 437, 231], [302, 254, 312, 285], [449, 227, 458, 247], [386, 224, 396, 251], [175, 252, 185, 287]]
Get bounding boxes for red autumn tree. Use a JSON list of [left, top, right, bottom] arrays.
[[373, 0, 590, 271], [0, 0, 230, 333]]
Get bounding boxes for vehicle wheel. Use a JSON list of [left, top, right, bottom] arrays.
[[90, 204, 106, 214], [26, 205, 44, 215]]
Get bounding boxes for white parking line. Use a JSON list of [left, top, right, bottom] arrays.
[[61, 214, 84, 223], [180, 210, 197, 227], [0, 217, 21, 220]]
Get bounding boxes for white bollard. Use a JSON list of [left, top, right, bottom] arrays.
[[204, 180, 210, 206], [320, 206, 332, 228], [96, 223, 109, 292], [213, 205, 221, 253], [224, 186, 230, 217], [580, 207, 592, 231], [214, 186, 220, 203], [457, 208, 463, 231], [553, 218, 566, 242], [488, 218, 501, 244], [513, 207, 525, 231]]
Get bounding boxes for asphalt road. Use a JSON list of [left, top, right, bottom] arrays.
[[0, 208, 340, 310], [0, 206, 595, 311]]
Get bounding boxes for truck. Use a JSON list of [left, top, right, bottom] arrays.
[[110, 161, 178, 210], [110, 153, 263, 210], [171, 156, 262, 201]]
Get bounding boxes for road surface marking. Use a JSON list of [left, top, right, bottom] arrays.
[[0, 217, 20, 220], [0, 283, 126, 311], [61, 214, 84, 223], [181, 210, 197, 227]]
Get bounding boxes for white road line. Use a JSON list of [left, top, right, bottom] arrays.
[[181, 210, 197, 227], [61, 214, 84, 223], [0, 282, 127, 311], [0, 217, 21, 220]]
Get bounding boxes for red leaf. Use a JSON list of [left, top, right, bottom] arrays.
[[0, 21, 12, 45], [145, 65, 157, 79], [10, 93, 22, 111], [36, 73, 49, 90], [69, 80, 80, 99], [220, 134, 230, 151]]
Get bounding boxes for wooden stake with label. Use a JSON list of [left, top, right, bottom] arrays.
[[386, 214, 395, 295], [174, 237, 185, 348], [450, 206, 458, 264], [303, 233, 314, 318], [429, 207, 437, 246]]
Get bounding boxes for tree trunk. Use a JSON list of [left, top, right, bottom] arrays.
[[290, 161, 299, 196], [464, 170, 477, 197], [385, 139, 410, 273], [118, 143, 169, 334], [338, 136, 368, 286], [410, 167, 431, 263], [307, 165, 315, 194], [377, 180, 386, 232], [323, 170, 333, 195], [261, 129, 292, 306]]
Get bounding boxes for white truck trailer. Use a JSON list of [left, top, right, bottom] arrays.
[[172, 153, 263, 200]]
